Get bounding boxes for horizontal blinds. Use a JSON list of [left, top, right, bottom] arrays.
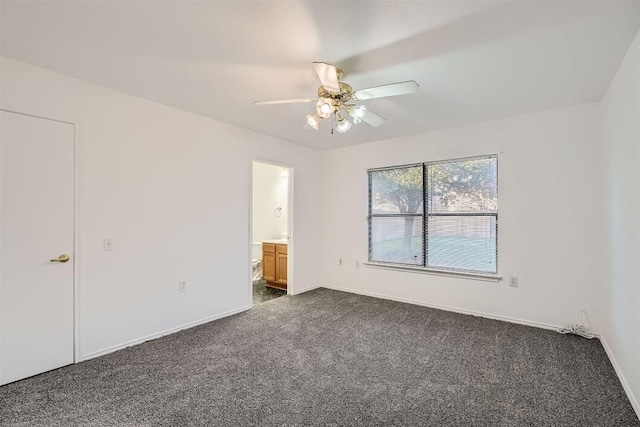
[[370, 165, 423, 214], [427, 216, 497, 273], [427, 157, 498, 214], [370, 217, 424, 265], [369, 155, 498, 274], [426, 156, 498, 273], [369, 165, 424, 265]]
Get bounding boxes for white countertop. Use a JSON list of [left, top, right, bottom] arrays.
[[262, 239, 288, 245]]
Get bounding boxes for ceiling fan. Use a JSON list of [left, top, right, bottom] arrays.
[[253, 62, 419, 134]]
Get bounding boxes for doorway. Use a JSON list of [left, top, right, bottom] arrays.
[[251, 161, 291, 306], [0, 110, 76, 385]]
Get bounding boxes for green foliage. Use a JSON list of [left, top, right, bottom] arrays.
[[372, 166, 423, 214], [371, 158, 497, 214], [428, 158, 497, 211]]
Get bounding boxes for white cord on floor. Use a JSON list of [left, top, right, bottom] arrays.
[[557, 311, 594, 339]]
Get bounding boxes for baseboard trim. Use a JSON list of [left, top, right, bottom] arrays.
[[81, 306, 250, 361], [599, 335, 640, 418], [291, 284, 322, 295], [320, 284, 568, 333]]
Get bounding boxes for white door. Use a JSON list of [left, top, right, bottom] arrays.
[[0, 110, 75, 385]]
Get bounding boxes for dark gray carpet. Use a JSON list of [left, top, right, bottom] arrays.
[[0, 288, 637, 426], [253, 279, 286, 305]]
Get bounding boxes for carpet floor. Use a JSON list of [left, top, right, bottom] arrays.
[[0, 288, 638, 426]]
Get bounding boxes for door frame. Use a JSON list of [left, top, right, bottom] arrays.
[[249, 159, 294, 308], [0, 108, 81, 364]]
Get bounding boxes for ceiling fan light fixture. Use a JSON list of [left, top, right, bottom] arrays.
[[316, 97, 334, 118], [349, 104, 367, 124], [306, 113, 322, 130], [335, 117, 352, 134]]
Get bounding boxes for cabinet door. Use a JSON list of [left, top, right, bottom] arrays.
[[262, 251, 276, 282], [276, 252, 287, 285]]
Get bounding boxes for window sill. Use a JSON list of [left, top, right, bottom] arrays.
[[363, 262, 502, 282]]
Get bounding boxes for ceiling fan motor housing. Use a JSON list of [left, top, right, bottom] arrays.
[[317, 82, 353, 102], [316, 81, 354, 118]]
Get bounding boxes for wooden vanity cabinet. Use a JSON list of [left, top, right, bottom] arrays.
[[262, 243, 276, 283], [275, 244, 287, 286], [262, 242, 287, 291]]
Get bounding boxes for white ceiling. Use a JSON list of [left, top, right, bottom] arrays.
[[1, 1, 639, 151]]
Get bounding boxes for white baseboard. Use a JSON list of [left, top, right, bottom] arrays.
[[599, 335, 640, 418], [81, 306, 250, 361], [320, 284, 566, 332], [291, 284, 322, 295]]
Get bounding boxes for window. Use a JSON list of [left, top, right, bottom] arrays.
[[368, 155, 498, 275]]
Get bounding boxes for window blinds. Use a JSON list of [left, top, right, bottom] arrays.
[[369, 156, 498, 274]]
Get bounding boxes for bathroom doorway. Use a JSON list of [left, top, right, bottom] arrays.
[[251, 161, 291, 306]]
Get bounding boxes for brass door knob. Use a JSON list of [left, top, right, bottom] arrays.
[[50, 254, 70, 263]]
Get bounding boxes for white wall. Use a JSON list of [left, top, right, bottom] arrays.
[[252, 161, 288, 254], [2, 45, 638, 416], [601, 30, 640, 414], [0, 57, 323, 358], [320, 102, 604, 331]]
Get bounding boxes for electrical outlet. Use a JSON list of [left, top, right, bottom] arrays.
[[103, 238, 113, 251], [355, 261, 361, 268], [178, 281, 187, 293], [509, 276, 519, 287]]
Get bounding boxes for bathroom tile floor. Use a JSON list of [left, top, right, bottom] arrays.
[[252, 279, 286, 305]]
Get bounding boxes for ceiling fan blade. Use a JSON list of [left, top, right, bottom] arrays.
[[354, 81, 419, 101], [362, 109, 386, 127], [253, 98, 315, 105], [313, 62, 340, 94]]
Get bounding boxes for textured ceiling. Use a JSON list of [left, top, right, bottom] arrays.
[[1, 1, 639, 150]]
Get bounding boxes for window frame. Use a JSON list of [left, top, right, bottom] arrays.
[[367, 155, 499, 278], [367, 163, 425, 267]]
